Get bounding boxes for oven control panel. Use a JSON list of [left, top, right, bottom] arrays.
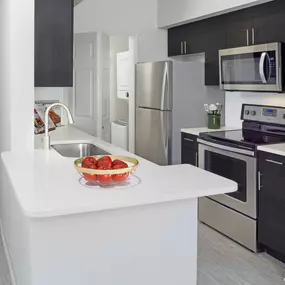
[[242, 104, 285, 125]]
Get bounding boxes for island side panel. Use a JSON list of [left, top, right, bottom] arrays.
[[29, 199, 198, 285], [0, 165, 32, 285]]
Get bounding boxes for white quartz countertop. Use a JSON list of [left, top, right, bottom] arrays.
[[1, 126, 237, 218], [181, 126, 239, 136], [258, 143, 285, 157]]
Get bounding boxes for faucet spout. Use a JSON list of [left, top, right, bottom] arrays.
[[44, 103, 74, 150]]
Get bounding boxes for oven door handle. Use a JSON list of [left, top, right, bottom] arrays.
[[197, 139, 255, 156]]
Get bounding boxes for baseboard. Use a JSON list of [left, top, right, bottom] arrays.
[[0, 218, 16, 285], [264, 246, 285, 264]]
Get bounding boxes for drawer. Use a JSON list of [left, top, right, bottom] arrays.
[[259, 151, 285, 169], [181, 133, 198, 150]]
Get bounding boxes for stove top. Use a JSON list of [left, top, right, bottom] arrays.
[[199, 128, 285, 152], [204, 129, 285, 144], [199, 104, 285, 152]]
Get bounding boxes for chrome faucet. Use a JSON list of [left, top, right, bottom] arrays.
[[44, 103, 74, 150]]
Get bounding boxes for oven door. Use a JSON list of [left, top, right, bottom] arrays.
[[219, 43, 282, 92], [198, 140, 257, 219]]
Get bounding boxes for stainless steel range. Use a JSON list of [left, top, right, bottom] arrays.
[[198, 104, 285, 252]]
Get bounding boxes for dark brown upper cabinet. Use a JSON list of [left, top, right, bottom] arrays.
[[225, 9, 254, 48], [35, 0, 74, 87], [168, 0, 285, 86], [168, 25, 190, 56], [252, 0, 285, 45]]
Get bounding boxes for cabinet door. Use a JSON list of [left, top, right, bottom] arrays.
[[253, 0, 285, 45], [35, 0, 73, 87], [225, 9, 253, 48], [168, 26, 186, 56], [184, 21, 207, 55], [181, 133, 198, 167], [205, 52, 220, 86], [182, 147, 198, 167], [258, 152, 285, 256], [204, 16, 226, 86]]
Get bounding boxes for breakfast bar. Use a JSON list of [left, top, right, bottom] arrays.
[[0, 126, 237, 285]]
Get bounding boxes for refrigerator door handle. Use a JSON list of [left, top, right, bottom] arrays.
[[161, 111, 169, 163], [161, 63, 169, 110]]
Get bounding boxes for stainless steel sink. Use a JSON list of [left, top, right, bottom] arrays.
[[51, 143, 110, 158]]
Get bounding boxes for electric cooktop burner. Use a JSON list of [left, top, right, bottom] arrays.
[[200, 104, 285, 152], [202, 129, 285, 145]]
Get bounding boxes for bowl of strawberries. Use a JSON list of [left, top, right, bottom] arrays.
[[74, 155, 139, 185]]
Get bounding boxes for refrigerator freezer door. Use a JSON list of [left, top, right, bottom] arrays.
[[136, 61, 172, 111], [135, 108, 172, 165]]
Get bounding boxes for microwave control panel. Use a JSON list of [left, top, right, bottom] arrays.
[[242, 104, 285, 125]]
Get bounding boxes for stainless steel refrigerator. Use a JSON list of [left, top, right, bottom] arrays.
[[135, 59, 225, 166], [135, 61, 172, 165]]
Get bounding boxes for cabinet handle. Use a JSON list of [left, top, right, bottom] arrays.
[[258, 171, 263, 191], [252, 28, 255, 45], [196, 152, 198, 167], [181, 42, 184, 55], [246, 29, 249, 46], [266, 159, 283, 166], [184, 138, 194, 142], [184, 41, 187, 54]]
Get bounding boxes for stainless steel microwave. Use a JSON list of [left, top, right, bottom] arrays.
[[219, 42, 284, 92]]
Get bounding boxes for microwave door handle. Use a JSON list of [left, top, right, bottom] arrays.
[[266, 53, 272, 81], [259, 52, 268, 83]]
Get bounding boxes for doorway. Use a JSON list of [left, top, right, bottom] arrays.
[[71, 32, 135, 151]]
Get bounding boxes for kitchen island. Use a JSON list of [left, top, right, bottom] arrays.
[[0, 126, 237, 285]]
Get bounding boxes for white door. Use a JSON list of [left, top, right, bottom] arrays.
[[117, 51, 131, 100], [71, 33, 98, 136], [100, 33, 111, 142]]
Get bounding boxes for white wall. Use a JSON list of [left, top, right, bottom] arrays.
[[225, 91, 285, 128], [0, 0, 34, 152], [74, 0, 157, 35], [35, 88, 70, 103], [74, 0, 168, 63], [0, 0, 11, 153], [35, 88, 70, 125], [110, 36, 129, 123], [158, 0, 273, 28], [137, 30, 168, 63]]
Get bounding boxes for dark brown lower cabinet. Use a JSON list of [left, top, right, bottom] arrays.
[[258, 151, 285, 262], [181, 133, 198, 167]]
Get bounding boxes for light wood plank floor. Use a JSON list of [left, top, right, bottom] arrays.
[[198, 223, 285, 285], [0, 234, 10, 285], [0, 224, 285, 285]]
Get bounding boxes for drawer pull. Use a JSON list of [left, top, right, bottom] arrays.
[[184, 138, 194, 142], [258, 171, 263, 191], [266, 159, 283, 166]]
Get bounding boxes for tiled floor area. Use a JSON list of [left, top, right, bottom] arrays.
[[0, 223, 285, 285]]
